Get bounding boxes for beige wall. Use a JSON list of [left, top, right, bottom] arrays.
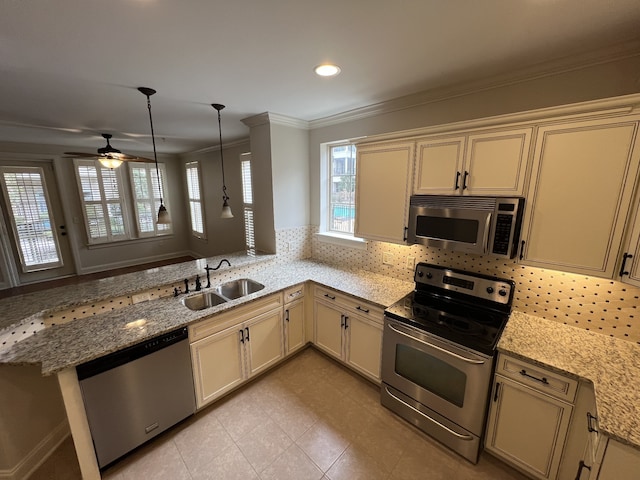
[[0, 365, 66, 473], [180, 140, 250, 257]]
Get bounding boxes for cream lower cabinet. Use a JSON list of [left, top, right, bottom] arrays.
[[354, 140, 415, 244], [485, 354, 578, 480], [283, 284, 305, 355], [189, 294, 284, 409], [520, 116, 640, 277], [593, 438, 640, 480], [313, 285, 383, 382]]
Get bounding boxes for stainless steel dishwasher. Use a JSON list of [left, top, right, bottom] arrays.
[[77, 327, 196, 468]]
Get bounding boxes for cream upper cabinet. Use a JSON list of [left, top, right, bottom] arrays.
[[618, 196, 640, 287], [355, 140, 415, 244], [520, 117, 640, 278], [414, 128, 532, 196]]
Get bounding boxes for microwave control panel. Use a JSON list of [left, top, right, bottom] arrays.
[[490, 199, 523, 258]]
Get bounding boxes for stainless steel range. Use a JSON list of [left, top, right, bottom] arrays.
[[381, 262, 515, 463]]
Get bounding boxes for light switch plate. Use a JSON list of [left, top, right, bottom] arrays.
[[406, 256, 415, 270], [383, 252, 394, 265]]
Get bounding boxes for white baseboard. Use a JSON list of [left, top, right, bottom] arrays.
[[0, 421, 70, 480]]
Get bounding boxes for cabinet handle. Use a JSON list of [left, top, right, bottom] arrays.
[[619, 252, 633, 277], [344, 317, 349, 329], [324, 293, 336, 300], [587, 412, 598, 433], [493, 382, 501, 402], [340, 314, 345, 328], [462, 171, 469, 190], [356, 306, 369, 313], [245, 327, 250, 342], [454, 171, 461, 190], [519, 369, 548, 385], [519, 240, 526, 261], [239, 329, 245, 343], [404, 226, 408, 242], [574, 460, 591, 480], [285, 309, 290, 322]]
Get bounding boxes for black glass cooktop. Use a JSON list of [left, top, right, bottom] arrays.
[[384, 290, 509, 356]]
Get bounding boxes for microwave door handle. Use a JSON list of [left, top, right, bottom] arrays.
[[482, 213, 492, 254]]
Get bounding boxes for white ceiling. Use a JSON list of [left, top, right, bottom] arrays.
[[1, 0, 639, 155]]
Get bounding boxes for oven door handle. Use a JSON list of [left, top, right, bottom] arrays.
[[384, 386, 475, 441], [387, 323, 486, 365]]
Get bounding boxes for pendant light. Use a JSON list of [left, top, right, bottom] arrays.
[[212, 103, 233, 219], [139, 87, 170, 225]]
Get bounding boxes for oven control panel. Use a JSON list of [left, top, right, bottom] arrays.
[[415, 263, 514, 305]]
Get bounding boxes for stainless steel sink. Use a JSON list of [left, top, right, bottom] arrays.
[[181, 291, 228, 311], [215, 278, 265, 300], [181, 278, 265, 310]]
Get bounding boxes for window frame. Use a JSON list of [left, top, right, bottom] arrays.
[[184, 161, 206, 239], [74, 159, 131, 244], [240, 153, 256, 253], [128, 162, 172, 237]]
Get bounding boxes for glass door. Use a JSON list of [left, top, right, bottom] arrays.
[[0, 162, 75, 285]]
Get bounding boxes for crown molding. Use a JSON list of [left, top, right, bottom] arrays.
[[185, 138, 250, 156], [241, 112, 309, 129], [310, 39, 640, 130]]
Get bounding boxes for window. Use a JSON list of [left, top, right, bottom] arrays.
[[185, 161, 205, 238], [74, 159, 171, 244], [0, 166, 63, 272], [75, 160, 128, 243], [241, 154, 256, 253], [129, 163, 172, 236], [329, 144, 356, 234]]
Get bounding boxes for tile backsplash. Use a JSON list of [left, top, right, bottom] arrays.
[[276, 226, 640, 344]]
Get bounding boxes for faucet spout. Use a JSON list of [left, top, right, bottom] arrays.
[[204, 259, 231, 288]]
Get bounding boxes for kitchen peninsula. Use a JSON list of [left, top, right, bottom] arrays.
[[2, 253, 640, 480]]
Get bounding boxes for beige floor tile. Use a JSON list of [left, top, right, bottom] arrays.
[[190, 443, 259, 480], [259, 444, 324, 480], [456, 452, 530, 479], [325, 445, 389, 480], [172, 409, 236, 475], [235, 418, 293, 473], [296, 419, 350, 471], [349, 417, 406, 474], [115, 435, 191, 480], [266, 391, 319, 440], [213, 389, 272, 442]]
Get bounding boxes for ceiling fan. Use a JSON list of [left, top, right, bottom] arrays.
[[64, 133, 155, 168]]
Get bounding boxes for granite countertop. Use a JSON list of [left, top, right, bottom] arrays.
[[0, 257, 414, 376], [498, 310, 640, 450]]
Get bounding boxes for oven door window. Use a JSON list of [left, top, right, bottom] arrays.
[[395, 344, 466, 407]]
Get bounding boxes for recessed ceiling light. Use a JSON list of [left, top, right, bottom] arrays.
[[314, 64, 341, 77]]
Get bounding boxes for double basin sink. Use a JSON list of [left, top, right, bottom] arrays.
[[181, 278, 264, 311]]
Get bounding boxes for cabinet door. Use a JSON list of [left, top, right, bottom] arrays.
[[355, 141, 414, 244], [464, 128, 531, 195], [245, 308, 284, 378], [619, 198, 640, 287], [345, 313, 382, 382], [414, 136, 465, 194], [521, 118, 640, 277], [485, 375, 573, 480], [314, 299, 344, 360], [285, 298, 305, 355], [191, 326, 245, 409], [596, 439, 640, 480]]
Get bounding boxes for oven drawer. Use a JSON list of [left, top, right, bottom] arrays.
[[495, 353, 577, 402]]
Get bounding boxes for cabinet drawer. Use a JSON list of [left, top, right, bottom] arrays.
[[313, 285, 383, 324], [283, 284, 305, 304], [496, 353, 578, 402], [189, 293, 283, 342]]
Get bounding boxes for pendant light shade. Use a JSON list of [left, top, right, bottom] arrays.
[[139, 87, 171, 225], [212, 103, 233, 219]]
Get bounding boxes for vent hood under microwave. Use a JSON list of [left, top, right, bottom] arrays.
[[406, 195, 525, 259]]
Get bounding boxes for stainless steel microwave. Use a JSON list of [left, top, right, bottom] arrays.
[[407, 195, 524, 258]]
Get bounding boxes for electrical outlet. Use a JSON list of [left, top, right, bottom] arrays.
[[383, 252, 394, 265], [406, 256, 415, 270]]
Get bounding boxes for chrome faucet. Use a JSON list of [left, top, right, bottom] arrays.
[[204, 259, 231, 288]]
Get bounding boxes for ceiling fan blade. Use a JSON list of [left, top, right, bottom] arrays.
[[63, 152, 156, 163], [118, 154, 156, 163], [63, 152, 101, 158]]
